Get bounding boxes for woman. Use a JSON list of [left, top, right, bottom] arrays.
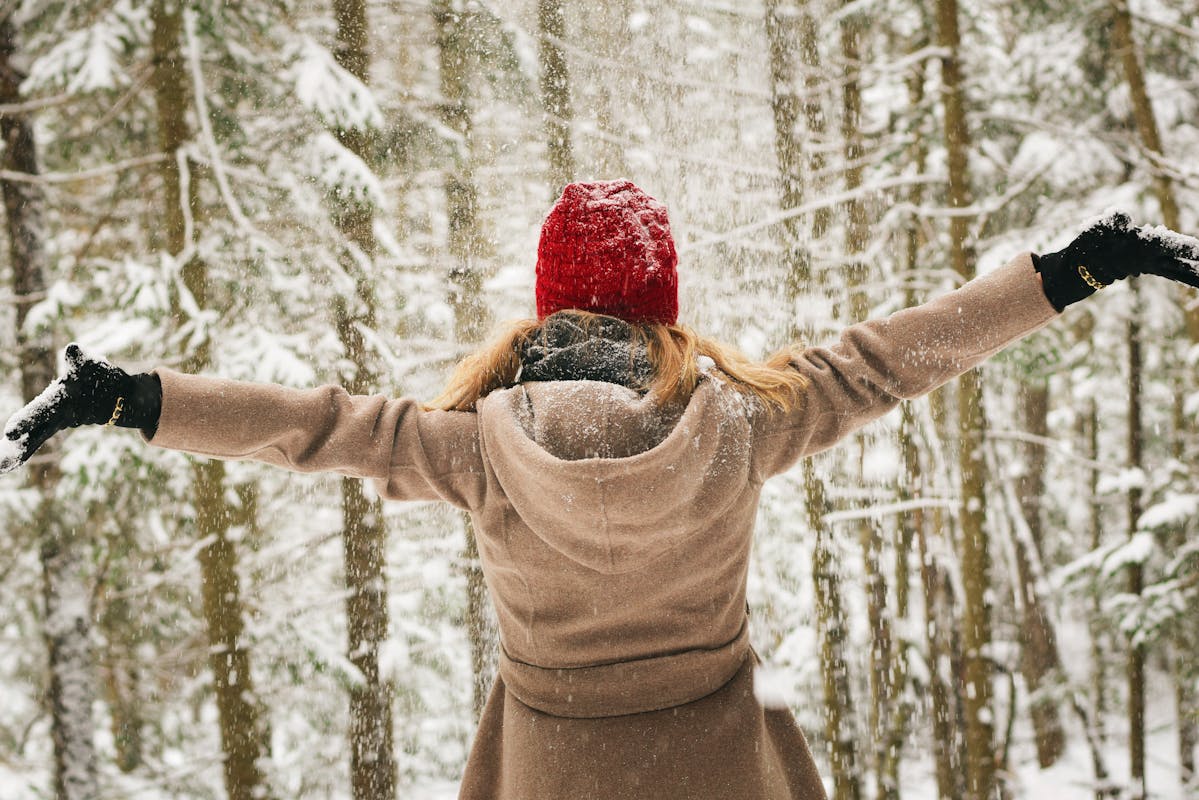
[[4, 180, 1199, 799]]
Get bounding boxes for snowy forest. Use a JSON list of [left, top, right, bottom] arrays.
[[0, 0, 1197, 799]]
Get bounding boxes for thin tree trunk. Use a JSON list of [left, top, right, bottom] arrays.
[[839, 11, 897, 797], [151, 5, 268, 799], [934, 1, 996, 796], [1111, 7, 1199, 777], [1126, 282, 1147, 800], [764, 0, 811, 286], [902, 53, 962, 800], [1173, 642, 1197, 789], [796, 9, 831, 240], [589, 0, 631, 178], [1, 18, 100, 800], [1083, 394, 1108, 748], [98, 622, 143, 773], [806, 465, 863, 800], [433, 0, 494, 722], [1014, 382, 1066, 767], [766, 6, 860, 797], [538, 0, 575, 193], [1110, 7, 1193, 778], [328, 3, 398, 798], [1170, 391, 1198, 787], [1109, 0, 1196, 341]]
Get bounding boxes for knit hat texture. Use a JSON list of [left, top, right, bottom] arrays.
[[536, 180, 679, 325]]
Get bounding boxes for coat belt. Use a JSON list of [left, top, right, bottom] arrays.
[[497, 619, 751, 718]]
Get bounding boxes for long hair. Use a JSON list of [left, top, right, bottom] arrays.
[[428, 310, 808, 413]]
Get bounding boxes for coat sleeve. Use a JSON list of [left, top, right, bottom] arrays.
[[146, 369, 486, 510], [752, 253, 1059, 479]]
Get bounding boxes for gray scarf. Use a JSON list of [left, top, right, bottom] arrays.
[[519, 314, 654, 391]]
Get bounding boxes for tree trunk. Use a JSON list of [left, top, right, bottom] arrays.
[[1111, 7, 1199, 779], [796, 9, 831, 240], [328, 3, 398, 798], [1126, 283, 1146, 800], [1173, 641, 1197, 789], [1, 14, 101, 800], [1109, 0, 1196, 341], [766, 7, 860, 797], [193, 460, 270, 800], [588, 0, 631, 178], [538, 0, 575, 193], [433, 0, 495, 722], [901, 52, 963, 800], [1083, 394, 1108, 748], [152, 4, 269, 799], [1014, 382, 1066, 767], [1170, 391, 1198, 788], [764, 0, 811, 286], [838, 11, 897, 797], [806, 465, 863, 800], [934, 1, 996, 796]]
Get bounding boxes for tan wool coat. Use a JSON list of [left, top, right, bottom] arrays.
[[148, 254, 1059, 799]]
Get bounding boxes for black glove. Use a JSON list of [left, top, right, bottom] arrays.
[[1033, 212, 1199, 311], [0, 344, 162, 474]]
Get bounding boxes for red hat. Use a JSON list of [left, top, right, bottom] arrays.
[[536, 180, 679, 325]]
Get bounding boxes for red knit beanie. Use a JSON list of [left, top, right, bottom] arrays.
[[536, 180, 679, 325]]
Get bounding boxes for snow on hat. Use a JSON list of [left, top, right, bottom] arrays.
[[535, 180, 679, 325]]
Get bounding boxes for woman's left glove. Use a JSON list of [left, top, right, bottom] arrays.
[[0, 344, 161, 474], [1034, 212, 1199, 311]]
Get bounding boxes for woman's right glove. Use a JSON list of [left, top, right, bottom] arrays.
[[0, 344, 161, 474], [1033, 212, 1199, 311]]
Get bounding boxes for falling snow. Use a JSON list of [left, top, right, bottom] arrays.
[[1, 2, 1198, 799]]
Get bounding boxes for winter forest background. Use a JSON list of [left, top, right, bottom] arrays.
[[0, 0, 1197, 799]]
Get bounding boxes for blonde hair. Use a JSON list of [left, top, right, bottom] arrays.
[[428, 310, 808, 413]]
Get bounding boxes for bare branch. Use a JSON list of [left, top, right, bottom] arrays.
[[0, 153, 167, 184]]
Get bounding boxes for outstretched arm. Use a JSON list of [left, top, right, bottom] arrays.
[[149, 369, 485, 507], [753, 214, 1199, 479], [2, 352, 486, 509], [753, 253, 1056, 478]]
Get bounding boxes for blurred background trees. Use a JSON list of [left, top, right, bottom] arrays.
[[1, 0, 1197, 798]]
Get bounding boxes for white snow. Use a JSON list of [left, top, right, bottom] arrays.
[[311, 132, 387, 210], [1137, 223, 1199, 277], [1096, 466, 1147, 494], [292, 37, 383, 132], [752, 665, 793, 709], [1101, 532, 1157, 577], [0, 431, 25, 472], [1138, 494, 1199, 530], [1137, 223, 1199, 259], [24, 20, 126, 94], [4, 377, 66, 438]]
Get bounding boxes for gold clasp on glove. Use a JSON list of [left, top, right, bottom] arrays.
[[106, 397, 125, 426], [1078, 264, 1108, 291]]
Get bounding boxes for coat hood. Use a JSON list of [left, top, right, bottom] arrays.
[[476, 377, 754, 574]]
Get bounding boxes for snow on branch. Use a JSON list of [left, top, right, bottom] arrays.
[[310, 132, 386, 210], [1137, 494, 1199, 530], [821, 497, 958, 526], [0, 153, 167, 185], [290, 37, 383, 132], [682, 174, 943, 253], [22, 2, 148, 96], [987, 429, 1118, 475], [184, 10, 262, 247]]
